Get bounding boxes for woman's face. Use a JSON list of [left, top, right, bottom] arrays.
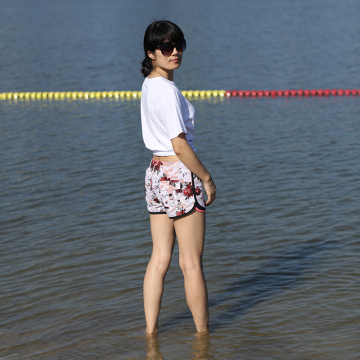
[[148, 40, 183, 75]]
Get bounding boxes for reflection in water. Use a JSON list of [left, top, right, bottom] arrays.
[[145, 332, 213, 359], [191, 332, 213, 360], [146, 333, 164, 360]]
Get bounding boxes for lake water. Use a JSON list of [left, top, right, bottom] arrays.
[[1, 1, 360, 359]]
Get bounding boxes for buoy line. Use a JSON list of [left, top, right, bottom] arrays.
[[0, 91, 144, 100], [0, 89, 359, 101], [225, 89, 359, 97], [0, 90, 226, 100]]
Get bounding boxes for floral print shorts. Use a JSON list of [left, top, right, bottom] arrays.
[[145, 159, 206, 219]]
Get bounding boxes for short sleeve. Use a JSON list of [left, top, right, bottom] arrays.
[[158, 89, 189, 140]]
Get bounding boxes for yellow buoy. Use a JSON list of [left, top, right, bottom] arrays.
[[0, 89, 231, 101]]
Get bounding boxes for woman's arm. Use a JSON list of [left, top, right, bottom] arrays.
[[171, 133, 216, 206]]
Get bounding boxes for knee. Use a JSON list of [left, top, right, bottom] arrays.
[[150, 254, 172, 275], [179, 257, 203, 276]]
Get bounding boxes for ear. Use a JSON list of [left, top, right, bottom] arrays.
[[147, 50, 155, 60]]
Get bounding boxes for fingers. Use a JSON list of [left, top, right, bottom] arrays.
[[206, 197, 214, 206], [204, 183, 216, 206]]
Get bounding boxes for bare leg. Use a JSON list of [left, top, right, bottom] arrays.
[[143, 214, 175, 333], [175, 210, 209, 332]]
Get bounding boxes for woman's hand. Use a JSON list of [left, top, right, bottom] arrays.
[[171, 133, 216, 206], [204, 179, 216, 206]]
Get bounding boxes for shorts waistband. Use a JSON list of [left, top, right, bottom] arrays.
[[151, 157, 181, 166]]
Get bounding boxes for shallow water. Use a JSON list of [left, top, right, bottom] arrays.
[[1, 1, 360, 359]]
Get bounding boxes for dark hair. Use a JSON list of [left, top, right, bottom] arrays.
[[141, 20, 185, 77]]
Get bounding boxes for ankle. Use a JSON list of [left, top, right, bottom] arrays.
[[195, 324, 209, 333], [146, 326, 159, 334]]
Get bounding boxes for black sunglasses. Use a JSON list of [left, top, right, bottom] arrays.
[[157, 39, 186, 55]]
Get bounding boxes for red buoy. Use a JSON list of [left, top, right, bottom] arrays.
[[225, 87, 358, 99]]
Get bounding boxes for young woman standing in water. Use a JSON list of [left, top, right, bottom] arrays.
[[141, 20, 216, 333]]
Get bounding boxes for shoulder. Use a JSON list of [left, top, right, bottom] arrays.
[[145, 77, 181, 96]]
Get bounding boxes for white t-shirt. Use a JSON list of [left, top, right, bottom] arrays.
[[141, 77, 196, 156]]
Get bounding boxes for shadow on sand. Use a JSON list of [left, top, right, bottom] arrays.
[[161, 239, 338, 332]]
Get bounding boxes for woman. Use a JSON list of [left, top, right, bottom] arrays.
[[141, 20, 216, 334]]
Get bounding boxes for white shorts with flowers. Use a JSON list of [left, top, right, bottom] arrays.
[[145, 159, 206, 219]]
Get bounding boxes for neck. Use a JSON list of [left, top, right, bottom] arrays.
[[150, 67, 174, 81]]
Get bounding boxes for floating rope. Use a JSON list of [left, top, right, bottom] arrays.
[[0, 90, 227, 100], [0, 89, 359, 101], [0, 91, 144, 100], [225, 89, 359, 97]]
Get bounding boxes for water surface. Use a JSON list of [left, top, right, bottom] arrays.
[[1, 1, 360, 359]]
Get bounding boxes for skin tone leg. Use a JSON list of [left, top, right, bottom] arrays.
[[143, 210, 209, 333], [143, 214, 175, 333], [175, 210, 209, 332]]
